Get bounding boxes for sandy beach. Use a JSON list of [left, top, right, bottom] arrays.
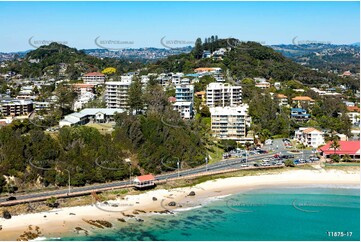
[[0, 168, 359, 241]]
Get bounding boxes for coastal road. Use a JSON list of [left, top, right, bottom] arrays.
[[0, 153, 276, 204]]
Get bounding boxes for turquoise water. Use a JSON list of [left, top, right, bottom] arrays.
[[56, 186, 360, 241]]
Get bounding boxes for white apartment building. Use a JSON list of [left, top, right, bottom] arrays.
[[73, 92, 96, 111], [82, 72, 106, 85], [33, 101, 51, 112], [206, 82, 242, 107], [105, 80, 132, 109], [173, 102, 193, 119], [210, 104, 250, 141], [173, 84, 194, 119], [294, 127, 325, 148]]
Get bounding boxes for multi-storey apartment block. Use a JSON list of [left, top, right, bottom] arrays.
[[82, 72, 106, 85], [209, 104, 250, 141], [173, 84, 194, 119], [0, 99, 34, 116], [206, 83, 242, 107], [105, 79, 132, 109]]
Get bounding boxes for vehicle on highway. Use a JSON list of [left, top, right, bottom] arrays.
[[6, 196, 16, 201], [240, 164, 248, 167]]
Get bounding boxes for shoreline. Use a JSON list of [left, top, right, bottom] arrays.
[[0, 168, 359, 240]]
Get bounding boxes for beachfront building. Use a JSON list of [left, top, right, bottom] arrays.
[[59, 108, 124, 127], [210, 104, 251, 142], [105, 80, 132, 109], [133, 174, 155, 189], [292, 96, 315, 108], [82, 72, 106, 85], [206, 83, 242, 108], [319, 141, 360, 160], [0, 99, 33, 117], [294, 127, 325, 148]]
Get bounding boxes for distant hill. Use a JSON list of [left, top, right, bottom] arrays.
[[1, 43, 143, 78], [82, 46, 192, 61], [149, 38, 339, 85], [271, 44, 360, 73]]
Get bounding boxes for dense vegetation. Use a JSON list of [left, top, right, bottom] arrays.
[[1, 43, 144, 79], [0, 81, 210, 193]]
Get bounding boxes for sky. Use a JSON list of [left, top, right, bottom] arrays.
[[0, 1, 359, 52]]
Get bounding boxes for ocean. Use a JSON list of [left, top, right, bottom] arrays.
[[54, 186, 360, 241]]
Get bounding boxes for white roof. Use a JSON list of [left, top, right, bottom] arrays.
[[173, 101, 192, 106], [210, 105, 249, 116], [60, 108, 125, 125]]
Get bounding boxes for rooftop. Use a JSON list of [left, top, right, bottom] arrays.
[[83, 72, 105, 77], [292, 96, 315, 101], [302, 127, 323, 134], [275, 94, 287, 99], [347, 106, 360, 112], [135, 174, 155, 182], [319, 141, 360, 155]]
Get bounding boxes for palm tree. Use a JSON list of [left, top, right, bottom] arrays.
[[342, 154, 352, 162], [330, 138, 340, 155]]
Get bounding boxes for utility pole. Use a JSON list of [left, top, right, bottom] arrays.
[[64, 169, 70, 196], [177, 160, 180, 178], [205, 156, 208, 172]]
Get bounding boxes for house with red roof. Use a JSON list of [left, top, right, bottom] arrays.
[[82, 72, 105, 85], [319, 141, 360, 159], [133, 174, 155, 189]]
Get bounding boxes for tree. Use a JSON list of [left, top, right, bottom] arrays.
[[193, 38, 203, 59], [55, 84, 77, 116], [330, 154, 340, 163], [102, 67, 116, 75], [0, 175, 6, 194], [128, 77, 144, 114], [284, 159, 295, 167], [342, 154, 353, 162], [330, 137, 340, 155]]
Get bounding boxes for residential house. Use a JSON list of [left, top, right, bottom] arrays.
[[346, 106, 360, 126], [274, 94, 288, 106], [290, 108, 310, 120], [292, 96, 315, 108]]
